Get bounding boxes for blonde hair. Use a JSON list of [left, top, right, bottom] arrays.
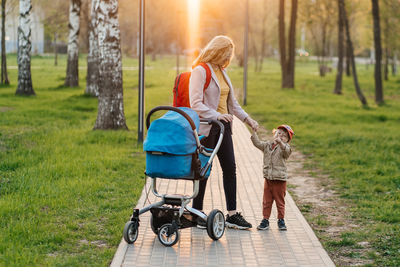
[[193, 35, 235, 68]]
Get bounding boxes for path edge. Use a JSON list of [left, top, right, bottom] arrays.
[[109, 178, 151, 267], [286, 192, 336, 266]]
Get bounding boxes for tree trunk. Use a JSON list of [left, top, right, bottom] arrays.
[[278, 0, 287, 87], [384, 47, 389, 81], [93, 0, 128, 130], [54, 32, 58, 66], [250, 33, 259, 73], [65, 0, 81, 87], [258, 0, 268, 72], [1, 0, 9, 85], [383, 15, 389, 81], [279, 0, 297, 89], [85, 0, 99, 96], [16, 0, 34, 95], [285, 0, 297, 88], [371, 0, 384, 105], [341, 0, 367, 106], [392, 53, 397, 76], [318, 22, 328, 77], [334, 0, 344, 94], [345, 42, 351, 76]]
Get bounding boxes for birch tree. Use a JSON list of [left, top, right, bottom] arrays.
[[93, 0, 127, 130], [64, 0, 81, 87], [15, 0, 34, 95], [85, 0, 99, 96], [1, 0, 9, 84]]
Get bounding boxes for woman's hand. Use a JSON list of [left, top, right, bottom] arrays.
[[217, 114, 233, 122], [245, 117, 259, 131]]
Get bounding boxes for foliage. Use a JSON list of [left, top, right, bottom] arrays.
[[298, 0, 336, 58], [36, 0, 400, 61]]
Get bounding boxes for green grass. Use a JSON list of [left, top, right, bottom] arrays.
[[231, 58, 400, 266], [0, 54, 175, 266], [1, 54, 399, 265]]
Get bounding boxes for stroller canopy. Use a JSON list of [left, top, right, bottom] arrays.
[[144, 107, 200, 155]]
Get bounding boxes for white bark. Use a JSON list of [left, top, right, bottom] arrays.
[[16, 0, 34, 95], [65, 0, 81, 87], [93, 0, 127, 129], [85, 0, 99, 96]]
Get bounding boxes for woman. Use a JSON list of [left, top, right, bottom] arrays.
[[189, 35, 259, 229]]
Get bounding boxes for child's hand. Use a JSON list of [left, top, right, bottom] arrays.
[[274, 137, 282, 144]]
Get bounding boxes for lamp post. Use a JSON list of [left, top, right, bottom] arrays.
[[243, 0, 249, 106], [138, 0, 145, 144]]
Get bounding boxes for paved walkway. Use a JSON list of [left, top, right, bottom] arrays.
[[111, 119, 335, 267]]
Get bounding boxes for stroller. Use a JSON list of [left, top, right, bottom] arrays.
[[123, 106, 225, 247]]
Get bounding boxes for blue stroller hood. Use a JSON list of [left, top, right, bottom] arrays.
[[144, 107, 200, 155]]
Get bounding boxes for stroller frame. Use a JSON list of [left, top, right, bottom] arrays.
[[123, 106, 225, 247]]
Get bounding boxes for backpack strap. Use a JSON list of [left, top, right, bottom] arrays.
[[198, 62, 212, 91]]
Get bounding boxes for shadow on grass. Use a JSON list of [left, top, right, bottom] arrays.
[[0, 83, 12, 89]]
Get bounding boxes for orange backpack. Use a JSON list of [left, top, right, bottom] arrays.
[[173, 63, 212, 108]]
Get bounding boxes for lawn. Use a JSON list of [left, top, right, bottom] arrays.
[[0, 54, 399, 266], [0, 54, 174, 266], [229, 59, 400, 266]]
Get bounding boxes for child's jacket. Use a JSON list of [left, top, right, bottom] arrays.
[[251, 132, 291, 181]]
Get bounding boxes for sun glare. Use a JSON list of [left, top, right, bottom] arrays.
[[187, 0, 200, 65]]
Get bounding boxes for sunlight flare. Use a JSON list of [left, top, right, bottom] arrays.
[[187, 0, 200, 65]]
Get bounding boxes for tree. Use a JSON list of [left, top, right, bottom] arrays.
[[381, 0, 400, 79], [371, 0, 384, 105], [278, 0, 298, 89], [64, 0, 81, 87], [300, 0, 336, 77], [334, 0, 345, 94], [257, 0, 268, 73], [93, 0, 127, 130], [41, 0, 69, 66], [382, 13, 389, 81], [1, 0, 9, 84], [15, 0, 34, 95], [340, 0, 367, 106], [85, 0, 99, 96]]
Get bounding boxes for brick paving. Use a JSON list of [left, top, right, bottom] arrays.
[[111, 118, 335, 267]]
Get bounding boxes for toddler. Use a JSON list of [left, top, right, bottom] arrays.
[[251, 125, 294, 230]]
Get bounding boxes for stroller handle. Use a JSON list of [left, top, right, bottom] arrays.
[[146, 106, 197, 131]]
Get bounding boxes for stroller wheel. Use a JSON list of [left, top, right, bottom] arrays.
[[158, 223, 180, 246], [207, 209, 225, 240], [123, 221, 139, 244], [150, 214, 158, 234]]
